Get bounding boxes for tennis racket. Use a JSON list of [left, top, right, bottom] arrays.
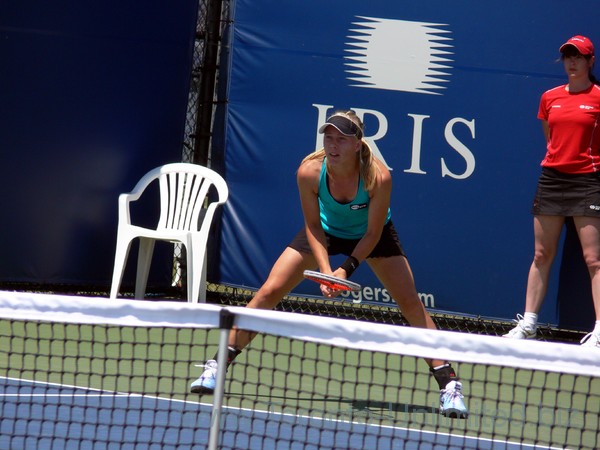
[[303, 270, 361, 291]]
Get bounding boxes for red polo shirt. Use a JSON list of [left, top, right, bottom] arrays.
[[538, 84, 600, 173]]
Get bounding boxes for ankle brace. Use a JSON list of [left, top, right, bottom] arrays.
[[430, 363, 458, 390], [212, 346, 242, 366]]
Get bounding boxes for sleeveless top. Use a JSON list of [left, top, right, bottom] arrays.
[[318, 159, 391, 239]]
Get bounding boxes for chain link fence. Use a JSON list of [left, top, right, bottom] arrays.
[[173, 0, 232, 290]]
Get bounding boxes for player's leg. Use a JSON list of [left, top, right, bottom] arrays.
[[230, 246, 316, 349], [367, 255, 468, 418], [574, 215, 600, 347], [191, 245, 316, 394], [367, 255, 438, 348], [505, 215, 564, 339]]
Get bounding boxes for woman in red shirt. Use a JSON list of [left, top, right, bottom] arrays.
[[505, 35, 600, 347]]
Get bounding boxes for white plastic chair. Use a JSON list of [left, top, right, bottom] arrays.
[[109, 163, 228, 303]]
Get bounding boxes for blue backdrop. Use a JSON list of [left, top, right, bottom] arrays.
[[216, 0, 598, 328], [1, 2, 595, 329], [0, 2, 198, 286]]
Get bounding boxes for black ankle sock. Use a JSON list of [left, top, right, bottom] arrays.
[[430, 363, 458, 390], [212, 346, 242, 366]]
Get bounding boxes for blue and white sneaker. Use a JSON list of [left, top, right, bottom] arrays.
[[440, 380, 468, 418], [190, 360, 218, 394]]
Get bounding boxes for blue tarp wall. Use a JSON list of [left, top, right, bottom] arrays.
[[216, 0, 598, 329], [0, 1, 596, 330], [0, 2, 198, 286]]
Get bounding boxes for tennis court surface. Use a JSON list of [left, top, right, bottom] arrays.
[[1, 291, 598, 449]]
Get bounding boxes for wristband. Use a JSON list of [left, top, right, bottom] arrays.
[[340, 256, 359, 277]]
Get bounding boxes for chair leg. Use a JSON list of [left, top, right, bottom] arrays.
[[199, 253, 207, 303], [187, 239, 208, 304], [110, 237, 132, 299], [135, 238, 155, 300]]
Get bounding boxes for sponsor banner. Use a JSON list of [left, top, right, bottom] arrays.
[[217, 0, 598, 327]]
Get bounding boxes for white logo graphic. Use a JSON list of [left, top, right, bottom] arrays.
[[345, 17, 453, 95]]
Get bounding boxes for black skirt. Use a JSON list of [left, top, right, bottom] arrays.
[[532, 167, 600, 217], [288, 221, 406, 258]]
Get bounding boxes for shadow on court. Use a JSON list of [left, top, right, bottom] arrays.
[[225, 391, 438, 419]]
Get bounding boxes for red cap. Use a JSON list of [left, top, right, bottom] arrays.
[[559, 35, 595, 56]]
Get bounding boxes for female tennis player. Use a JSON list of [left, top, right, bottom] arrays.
[[504, 35, 600, 347], [191, 110, 468, 418]]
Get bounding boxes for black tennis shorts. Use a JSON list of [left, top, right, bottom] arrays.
[[288, 220, 406, 258], [532, 167, 600, 217]]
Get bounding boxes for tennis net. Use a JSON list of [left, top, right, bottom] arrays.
[[1, 291, 598, 449]]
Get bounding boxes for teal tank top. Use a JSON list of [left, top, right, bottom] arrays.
[[318, 159, 391, 239]]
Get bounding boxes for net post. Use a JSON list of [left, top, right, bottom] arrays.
[[208, 308, 235, 450]]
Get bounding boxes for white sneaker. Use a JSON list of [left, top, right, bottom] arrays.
[[190, 360, 218, 394], [439, 380, 468, 419], [503, 314, 536, 339], [580, 332, 600, 348]]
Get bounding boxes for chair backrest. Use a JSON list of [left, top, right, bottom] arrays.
[[131, 163, 228, 232]]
